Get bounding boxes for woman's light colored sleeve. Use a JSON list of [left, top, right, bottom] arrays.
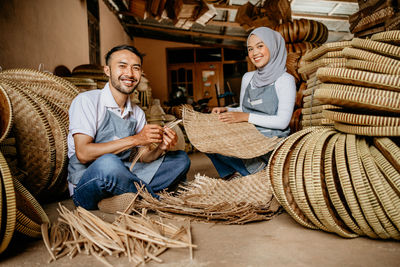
[[248, 72, 296, 130]]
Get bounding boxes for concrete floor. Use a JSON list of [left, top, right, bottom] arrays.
[[1, 152, 400, 266]]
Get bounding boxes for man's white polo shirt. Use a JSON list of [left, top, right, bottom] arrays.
[[67, 83, 146, 158]]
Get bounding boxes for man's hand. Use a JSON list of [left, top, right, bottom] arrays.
[[211, 107, 228, 114], [158, 127, 178, 151], [218, 112, 249, 123], [135, 124, 163, 146]]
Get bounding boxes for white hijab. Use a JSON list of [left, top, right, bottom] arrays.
[[247, 27, 287, 88]]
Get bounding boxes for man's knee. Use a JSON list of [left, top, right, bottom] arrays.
[[92, 154, 122, 174], [169, 150, 191, 174]]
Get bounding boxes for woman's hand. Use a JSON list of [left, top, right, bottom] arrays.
[[212, 107, 228, 114], [158, 127, 178, 151], [218, 112, 249, 123]]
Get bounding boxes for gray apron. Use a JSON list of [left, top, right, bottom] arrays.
[[241, 81, 290, 173], [68, 110, 164, 185]]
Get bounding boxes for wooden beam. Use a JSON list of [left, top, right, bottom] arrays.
[[292, 12, 349, 21], [207, 20, 241, 27], [126, 24, 247, 41]]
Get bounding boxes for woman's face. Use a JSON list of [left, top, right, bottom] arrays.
[[247, 34, 270, 69]]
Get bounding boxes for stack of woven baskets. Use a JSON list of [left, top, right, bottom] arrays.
[[350, 0, 400, 38], [274, 19, 327, 86], [297, 40, 351, 129], [0, 69, 79, 253], [268, 30, 400, 239], [66, 64, 108, 91]]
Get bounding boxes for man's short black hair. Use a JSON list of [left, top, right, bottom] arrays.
[[105, 45, 143, 65]]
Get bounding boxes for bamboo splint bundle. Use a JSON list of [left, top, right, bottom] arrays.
[[134, 171, 281, 224], [41, 203, 195, 266], [129, 119, 182, 171], [182, 108, 281, 159]]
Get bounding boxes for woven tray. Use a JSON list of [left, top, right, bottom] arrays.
[[0, 68, 79, 96], [368, 146, 400, 233], [324, 133, 363, 235], [371, 30, 400, 45], [314, 84, 400, 114], [342, 47, 400, 66], [323, 109, 400, 127], [357, 138, 400, 239], [182, 108, 280, 159], [302, 41, 352, 62], [370, 143, 400, 196], [341, 134, 378, 238], [334, 122, 400, 136], [13, 176, 49, 238], [317, 67, 400, 92], [351, 38, 400, 60], [0, 151, 16, 253], [0, 79, 56, 196], [293, 128, 331, 231], [0, 84, 12, 144], [307, 130, 356, 237], [269, 127, 318, 229], [301, 105, 339, 115], [300, 118, 334, 127], [346, 59, 400, 76], [298, 58, 347, 76], [28, 93, 68, 194], [373, 137, 400, 172]]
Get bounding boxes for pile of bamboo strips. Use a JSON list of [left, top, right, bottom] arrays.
[[41, 204, 195, 266]]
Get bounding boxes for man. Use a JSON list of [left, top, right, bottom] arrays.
[[67, 45, 190, 210]]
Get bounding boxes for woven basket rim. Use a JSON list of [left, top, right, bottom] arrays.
[[371, 30, 400, 44], [317, 67, 400, 92], [357, 137, 400, 238], [0, 79, 57, 196], [0, 68, 79, 95], [0, 84, 13, 144], [346, 59, 400, 76], [334, 122, 400, 136], [323, 109, 400, 127], [0, 152, 16, 253], [324, 133, 363, 235], [351, 38, 400, 60], [314, 83, 400, 114], [306, 129, 356, 236], [342, 47, 400, 67], [339, 134, 378, 238]]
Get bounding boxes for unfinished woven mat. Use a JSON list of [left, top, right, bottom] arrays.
[[135, 171, 281, 224], [182, 108, 280, 159]]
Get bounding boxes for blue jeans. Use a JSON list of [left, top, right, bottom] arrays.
[[206, 153, 250, 178], [72, 151, 190, 210]]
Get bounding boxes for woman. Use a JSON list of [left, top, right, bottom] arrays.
[[208, 26, 296, 179]]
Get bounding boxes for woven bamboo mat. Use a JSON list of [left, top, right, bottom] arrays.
[[134, 171, 281, 224], [182, 108, 280, 159]]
